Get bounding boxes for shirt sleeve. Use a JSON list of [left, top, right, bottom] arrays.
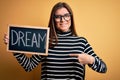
[[83, 38, 107, 73], [13, 53, 43, 72]]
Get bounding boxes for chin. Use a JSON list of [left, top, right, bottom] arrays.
[[61, 29, 69, 32]]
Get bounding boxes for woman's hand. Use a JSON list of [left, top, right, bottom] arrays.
[[4, 34, 9, 44], [69, 53, 95, 65]]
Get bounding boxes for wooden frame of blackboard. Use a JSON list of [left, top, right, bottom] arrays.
[[7, 25, 49, 55]]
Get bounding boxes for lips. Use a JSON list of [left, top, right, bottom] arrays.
[[60, 23, 67, 27]]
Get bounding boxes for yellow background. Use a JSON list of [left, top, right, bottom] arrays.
[[0, 0, 120, 80]]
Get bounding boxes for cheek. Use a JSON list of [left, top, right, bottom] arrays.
[[55, 23, 60, 28], [67, 20, 71, 28], [68, 21, 71, 27]]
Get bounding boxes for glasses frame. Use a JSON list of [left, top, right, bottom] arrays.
[[54, 13, 71, 22]]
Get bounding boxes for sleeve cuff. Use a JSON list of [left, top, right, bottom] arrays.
[[88, 57, 97, 68]]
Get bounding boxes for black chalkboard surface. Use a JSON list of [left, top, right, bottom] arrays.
[[7, 25, 49, 55]]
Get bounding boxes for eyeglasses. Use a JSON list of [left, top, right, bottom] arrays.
[[54, 13, 71, 22]]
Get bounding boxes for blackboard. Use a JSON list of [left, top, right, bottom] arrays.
[[7, 25, 49, 55]]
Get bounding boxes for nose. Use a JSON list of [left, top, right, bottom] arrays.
[[60, 16, 65, 22]]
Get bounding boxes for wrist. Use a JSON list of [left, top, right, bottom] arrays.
[[89, 56, 95, 64]]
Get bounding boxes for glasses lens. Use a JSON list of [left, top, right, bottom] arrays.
[[54, 13, 71, 22], [64, 13, 71, 20]]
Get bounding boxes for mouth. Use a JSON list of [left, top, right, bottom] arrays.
[[60, 23, 67, 27]]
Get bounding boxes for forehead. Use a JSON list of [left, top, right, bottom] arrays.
[[55, 7, 69, 15]]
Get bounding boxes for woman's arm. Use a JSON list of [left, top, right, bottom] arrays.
[[4, 33, 43, 72], [83, 38, 107, 73], [70, 37, 107, 73], [13, 53, 43, 72]]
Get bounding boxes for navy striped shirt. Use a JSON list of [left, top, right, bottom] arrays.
[[14, 30, 107, 80]]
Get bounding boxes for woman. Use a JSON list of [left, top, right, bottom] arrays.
[[4, 2, 107, 80]]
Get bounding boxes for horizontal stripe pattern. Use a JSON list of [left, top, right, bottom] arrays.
[[13, 31, 107, 80]]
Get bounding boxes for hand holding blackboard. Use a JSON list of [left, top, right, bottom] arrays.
[[4, 33, 9, 44], [7, 25, 49, 55]]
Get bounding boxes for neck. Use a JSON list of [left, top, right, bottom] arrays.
[[57, 29, 72, 37]]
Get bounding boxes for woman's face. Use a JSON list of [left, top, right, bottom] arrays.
[[54, 7, 71, 32]]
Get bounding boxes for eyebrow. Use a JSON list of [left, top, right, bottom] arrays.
[[55, 13, 70, 16]]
